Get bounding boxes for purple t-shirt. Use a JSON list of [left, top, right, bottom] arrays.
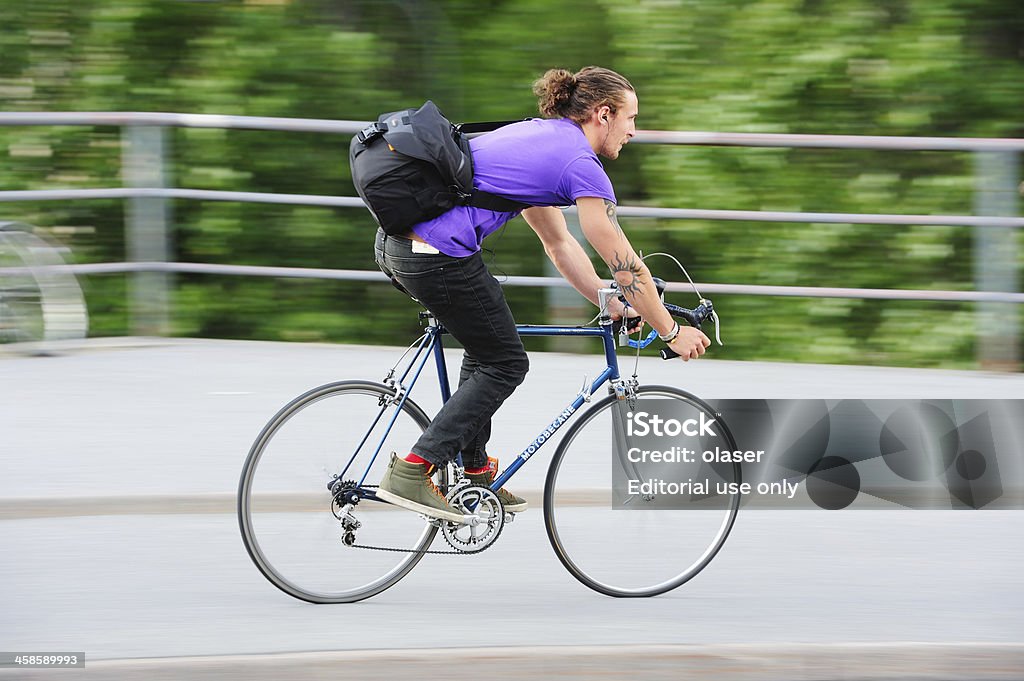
[[410, 117, 616, 256]]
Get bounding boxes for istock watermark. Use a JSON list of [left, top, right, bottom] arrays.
[[612, 399, 1024, 510]]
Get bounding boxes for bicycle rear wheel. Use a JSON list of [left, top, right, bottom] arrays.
[[238, 380, 445, 603], [544, 385, 741, 597]]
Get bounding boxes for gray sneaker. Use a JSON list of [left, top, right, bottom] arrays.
[[375, 454, 467, 523], [465, 458, 528, 513]]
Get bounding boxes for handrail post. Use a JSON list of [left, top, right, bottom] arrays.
[[121, 124, 172, 336], [973, 150, 1020, 371]]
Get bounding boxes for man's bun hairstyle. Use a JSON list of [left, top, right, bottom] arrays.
[[533, 68, 577, 118], [533, 66, 634, 125]]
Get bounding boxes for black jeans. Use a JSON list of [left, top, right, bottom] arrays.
[[374, 229, 529, 469]]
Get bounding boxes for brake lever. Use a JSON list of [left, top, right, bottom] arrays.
[[709, 310, 723, 346]]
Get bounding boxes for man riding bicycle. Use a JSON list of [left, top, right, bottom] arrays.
[[373, 66, 710, 523]]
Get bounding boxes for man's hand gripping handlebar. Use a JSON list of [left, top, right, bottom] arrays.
[[606, 277, 723, 361]]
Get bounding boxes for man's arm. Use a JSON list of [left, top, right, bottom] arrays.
[[521, 205, 607, 308], [575, 197, 710, 360]]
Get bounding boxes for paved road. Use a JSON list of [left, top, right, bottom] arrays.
[[1, 339, 1022, 678]]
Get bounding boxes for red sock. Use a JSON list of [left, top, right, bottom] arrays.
[[403, 452, 429, 465], [465, 465, 489, 474]]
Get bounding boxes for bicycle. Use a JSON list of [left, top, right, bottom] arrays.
[[0, 221, 88, 348], [238, 281, 741, 603]]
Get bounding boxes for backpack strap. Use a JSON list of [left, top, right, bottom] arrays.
[[455, 118, 532, 212], [467, 188, 530, 213], [454, 119, 526, 135]]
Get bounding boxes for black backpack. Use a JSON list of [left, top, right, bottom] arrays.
[[349, 100, 529, 235]]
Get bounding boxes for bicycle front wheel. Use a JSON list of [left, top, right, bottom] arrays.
[[544, 385, 741, 597], [238, 380, 445, 603]]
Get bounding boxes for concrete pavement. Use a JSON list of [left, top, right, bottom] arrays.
[[2, 339, 1022, 678]]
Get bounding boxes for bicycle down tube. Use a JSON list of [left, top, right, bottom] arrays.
[[491, 324, 619, 491]]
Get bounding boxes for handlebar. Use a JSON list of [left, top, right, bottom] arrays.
[[607, 282, 719, 361]]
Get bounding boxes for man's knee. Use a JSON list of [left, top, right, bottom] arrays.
[[505, 350, 530, 387]]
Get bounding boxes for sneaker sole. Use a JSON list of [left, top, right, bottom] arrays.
[[375, 488, 469, 524]]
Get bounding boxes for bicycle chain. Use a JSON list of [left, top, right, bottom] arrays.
[[348, 542, 469, 556], [344, 515, 497, 555], [346, 519, 498, 555]]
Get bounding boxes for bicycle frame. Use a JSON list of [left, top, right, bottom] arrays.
[[351, 288, 631, 497]]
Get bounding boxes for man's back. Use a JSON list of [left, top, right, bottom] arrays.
[[411, 117, 615, 256]]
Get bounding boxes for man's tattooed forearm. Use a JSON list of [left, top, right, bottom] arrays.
[[604, 199, 624, 236], [603, 202, 643, 297], [609, 251, 643, 298]]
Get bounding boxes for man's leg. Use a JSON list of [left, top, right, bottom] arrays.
[[453, 352, 529, 512], [398, 250, 529, 465], [373, 232, 469, 522], [456, 353, 490, 470], [375, 234, 529, 518]]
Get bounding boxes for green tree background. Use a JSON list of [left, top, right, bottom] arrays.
[[1, 0, 1021, 368]]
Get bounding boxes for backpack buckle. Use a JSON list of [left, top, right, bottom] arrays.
[[357, 122, 385, 145]]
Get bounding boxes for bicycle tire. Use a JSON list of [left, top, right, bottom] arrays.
[[544, 385, 741, 597], [238, 380, 444, 603]]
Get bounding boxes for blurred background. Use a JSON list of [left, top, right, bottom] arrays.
[[0, 0, 1021, 369], [2, 4, 1023, 676]]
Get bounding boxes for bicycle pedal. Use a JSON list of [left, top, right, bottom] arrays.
[[504, 512, 516, 523]]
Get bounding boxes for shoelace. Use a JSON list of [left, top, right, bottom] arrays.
[[426, 479, 446, 501], [421, 464, 448, 501], [421, 473, 446, 499]]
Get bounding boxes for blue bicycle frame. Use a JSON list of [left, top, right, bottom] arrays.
[[353, 288, 645, 497]]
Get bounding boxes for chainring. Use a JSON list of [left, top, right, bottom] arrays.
[[441, 484, 504, 553]]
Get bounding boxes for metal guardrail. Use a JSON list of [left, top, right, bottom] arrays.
[[2, 188, 1023, 229], [0, 111, 1020, 364], [3, 262, 1022, 305], [3, 111, 1024, 151]]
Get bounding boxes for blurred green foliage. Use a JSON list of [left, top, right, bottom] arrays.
[[1, 0, 1021, 368]]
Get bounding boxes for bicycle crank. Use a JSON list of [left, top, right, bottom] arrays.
[[441, 485, 504, 553]]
